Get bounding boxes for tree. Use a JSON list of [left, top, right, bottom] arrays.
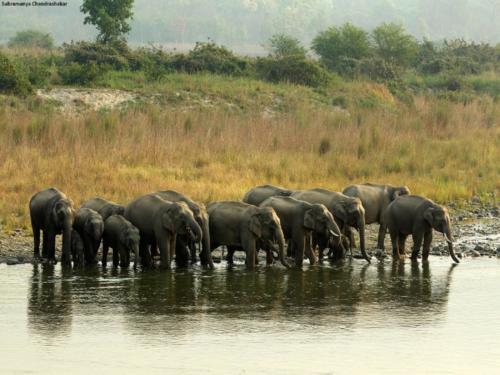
[[80, 0, 135, 44], [267, 34, 307, 58], [371, 23, 418, 67], [311, 23, 371, 73], [8, 30, 54, 49]]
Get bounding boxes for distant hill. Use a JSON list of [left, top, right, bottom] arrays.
[[1, 0, 499, 47]]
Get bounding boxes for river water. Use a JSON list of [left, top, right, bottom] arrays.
[[0, 258, 499, 374]]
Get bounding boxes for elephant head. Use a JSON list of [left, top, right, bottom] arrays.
[[391, 186, 411, 200], [163, 202, 202, 242], [85, 212, 104, 243], [424, 205, 459, 263], [51, 198, 75, 264], [120, 225, 141, 267], [305, 203, 341, 244], [249, 207, 289, 268], [337, 197, 370, 262]]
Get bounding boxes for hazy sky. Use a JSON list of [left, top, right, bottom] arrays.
[[1, 0, 498, 49]]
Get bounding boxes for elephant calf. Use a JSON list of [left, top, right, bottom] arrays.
[[81, 197, 125, 221], [343, 183, 410, 250], [29, 188, 75, 265], [259, 196, 342, 266], [73, 208, 104, 266], [102, 215, 140, 268], [243, 184, 295, 206], [207, 201, 289, 269], [383, 195, 459, 263]]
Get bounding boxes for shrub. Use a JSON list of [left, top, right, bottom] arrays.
[[59, 62, 103, 85], [12, 55, 52, 86], [357, 57, 400, 82], [267, 34, 307, 58], [371, 23, 418, 67], [62, 41, 130, 70], [0, 52, 32, 96], [255, 55, 330, 88], [8, 30, 54, 49]]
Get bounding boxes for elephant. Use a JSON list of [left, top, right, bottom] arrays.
[[152, 190, 214, 269], [242, 184, 294, 206], [124, 194, 202, 269], [259, 196, 342, 266], [72, 208, 105, 266], [102, 215, 140, 268], [70, 229, 85, 268], [291, 188, 371, 263], [207, 201, 289, 269], [81, 197, 125, 221], [383, 195, 459, 263], [29, 188, 75, 265], [343, 183, 410, 250]]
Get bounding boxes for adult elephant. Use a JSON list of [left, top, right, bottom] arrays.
[[73, 208, 104, 266], [81, 197, 125, 221], [152, 190, 214, 269], [207, 201, 289, 269], [242, 184, 294, 206], [343, 183, 410, 249], [124, 194, 202, 269], [383, 195, 459, 263], [291, 188, 371, 263], [260, 196, 342, 266], [102, 215, 140, 268], [29, 188, 75, 265]]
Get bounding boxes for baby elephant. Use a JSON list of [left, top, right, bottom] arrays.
[[73, 208, 104, 266], [102, 215, 141, 268], [384, 195, 459, 263]]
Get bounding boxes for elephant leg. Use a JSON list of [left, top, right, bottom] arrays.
[[47, 233, 57, 263], [113, 245, 120, 267], [41, 230, 49, 259], [398, 234, 408, 260], [139, 239, 151, 268], [189, 241, 197, 264], [226, 246, 236, 265], [377, 222, 386, 250], [33, 226, 41, 259], [245, 241, 256, 270], [266, 248, 274, 265], [175, 238, 190, 268], [287, 239, 294, 258], [390, 230, 399, 260], [293, 235, 305, 267], [411, 232, 423, 261], [158, 236, 172, 270], [102, 241, 109, 267], [304, 233, 317, 265], [422, 232, 433, 261], [118, 244, 129, 268]]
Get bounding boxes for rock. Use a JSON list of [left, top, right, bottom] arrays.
[[471, 196, 481, 204], [469, 250, 481, 257], [431, 246, 442, 255], [456, 252, 463, 259], [6, 257, 20, 265]]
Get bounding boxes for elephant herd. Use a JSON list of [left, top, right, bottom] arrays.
[[28, 183, 460, 270]]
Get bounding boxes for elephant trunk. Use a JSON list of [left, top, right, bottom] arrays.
[[200, 216, 214, 269], [61, 220, 72, 265], [357, 216, 370, 263], [132, 243, 140, 268], [188, 216, 202, 243], [274, 225, 290, 268], [444, 229, 460, 263]]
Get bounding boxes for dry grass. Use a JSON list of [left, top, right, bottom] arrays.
[[0, 93, 499, 231]]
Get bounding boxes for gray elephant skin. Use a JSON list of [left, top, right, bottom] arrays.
[[70, 229, 85, 268], [152, 190, 214, 269], [207, 201, 289, 269], [260, 196, 342, 266], [343, 183, 410, 249], [102, 215, 140, 268], [243, 184, 294, 206], [383, 195, 459, 263], [124, 194, 202, 269], [291, 188, 371, 263], [73, 208, 104, 266], [81, 197, 125, 221], [29, 188, 75, 265]]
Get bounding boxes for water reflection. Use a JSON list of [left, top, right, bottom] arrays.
[[27, 260, 457, 339]]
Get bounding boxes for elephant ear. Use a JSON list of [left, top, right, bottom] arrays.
[[161, 212, 176, 233], [424, 208, 434, 226], [303, 209, 316, 230], [249, 214, 262, 238]]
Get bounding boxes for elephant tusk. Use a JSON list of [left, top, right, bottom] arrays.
[[443, 233, 454, 244], [329, 230, 339, 237]]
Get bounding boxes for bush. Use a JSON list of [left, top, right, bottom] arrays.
[[12, 55, 53, 86], [0, 52, 32, 96], [171, 42, 249, 75], [8, 30, 54, 49], [371, 23, 418, 67], [58, 62, 103, 85], [256, 55, 330, 88], [62, 41, 130, 70], [267, 34, 307, 58], [357, 57, 400, 82]]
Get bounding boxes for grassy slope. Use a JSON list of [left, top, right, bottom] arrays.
[[0, 73, 499, 230]]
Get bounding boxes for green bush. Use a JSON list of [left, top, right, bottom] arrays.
[[12, 55, 53, 86], [62, 41, 130, 70], [0, 52, 32, 96], [267, 34, 307, 58], [256, 55, 330, 88], [59, 62, 103, 85], [357, 57, 400, 82], [8, 30, 54, 49]]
